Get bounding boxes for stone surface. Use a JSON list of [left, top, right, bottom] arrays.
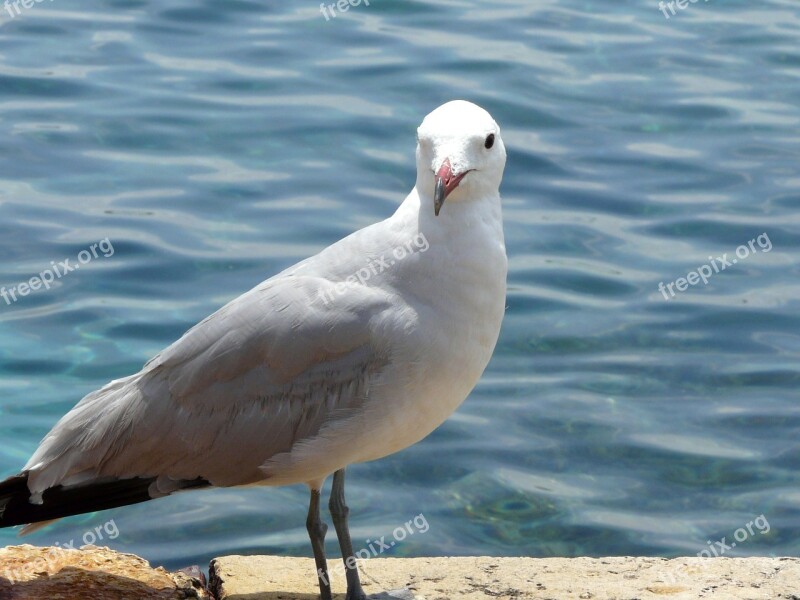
[[2, 547, 798, 600], [209, 555, 800, 600], [0, 544, 207, 599]]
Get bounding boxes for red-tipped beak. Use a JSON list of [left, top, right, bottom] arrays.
[[433, 158, 469, 216]]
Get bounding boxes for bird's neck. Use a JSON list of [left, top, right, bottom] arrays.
[[386, 187, 507, 317], [400, 186, 505, 248], [391, 186, 507, 390]]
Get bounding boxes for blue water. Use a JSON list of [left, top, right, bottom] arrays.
[[1, 0, 799, 572]]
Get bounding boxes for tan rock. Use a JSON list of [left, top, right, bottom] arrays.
[[0, 544, 207, 599], [209, 555, 800, 600], [4, 546, 798, 600]]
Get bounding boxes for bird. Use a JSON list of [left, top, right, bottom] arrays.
[[0, 100, 508, 600]]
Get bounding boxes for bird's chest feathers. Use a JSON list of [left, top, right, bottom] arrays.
[[401, 233, 506, 383]]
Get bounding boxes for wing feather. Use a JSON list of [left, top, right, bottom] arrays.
[[25, 275, 395, 494]]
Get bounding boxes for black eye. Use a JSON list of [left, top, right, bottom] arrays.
[[484, 133, 495, 149]]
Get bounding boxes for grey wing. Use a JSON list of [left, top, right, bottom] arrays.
[[24, 275, 394, 496]]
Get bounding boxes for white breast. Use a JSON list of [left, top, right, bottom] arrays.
[[347, 189, 508, 463]]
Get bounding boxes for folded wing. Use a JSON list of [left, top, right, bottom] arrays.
[[22, 274, 395, 502]]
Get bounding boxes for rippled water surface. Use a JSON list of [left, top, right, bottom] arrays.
[[1, 0, 799, 571]]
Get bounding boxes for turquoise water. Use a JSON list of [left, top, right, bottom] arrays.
[[1, 0, 799, 572]]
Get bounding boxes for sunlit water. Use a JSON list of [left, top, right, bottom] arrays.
[[0, 0, 799, 572]]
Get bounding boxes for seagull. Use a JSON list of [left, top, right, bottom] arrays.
[[0, 100, 508, 600]]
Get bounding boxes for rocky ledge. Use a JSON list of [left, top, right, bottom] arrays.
[[2, 545, 799, 600], [0, 544, 207, 599]]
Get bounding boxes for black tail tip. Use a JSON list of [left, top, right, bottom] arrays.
[[1, 473, 211, 529], [0, 473, 30, 525]]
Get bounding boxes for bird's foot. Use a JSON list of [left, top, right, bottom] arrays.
[[366, 589, 418, 600]]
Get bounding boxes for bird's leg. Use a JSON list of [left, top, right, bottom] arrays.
[[329, 468, 367, 600], [307, 487, 333, 600]]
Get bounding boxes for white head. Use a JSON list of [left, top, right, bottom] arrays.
[[415, 100, 507, 217]]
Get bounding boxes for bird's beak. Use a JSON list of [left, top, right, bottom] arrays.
[[433, 158, 469, 217]]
